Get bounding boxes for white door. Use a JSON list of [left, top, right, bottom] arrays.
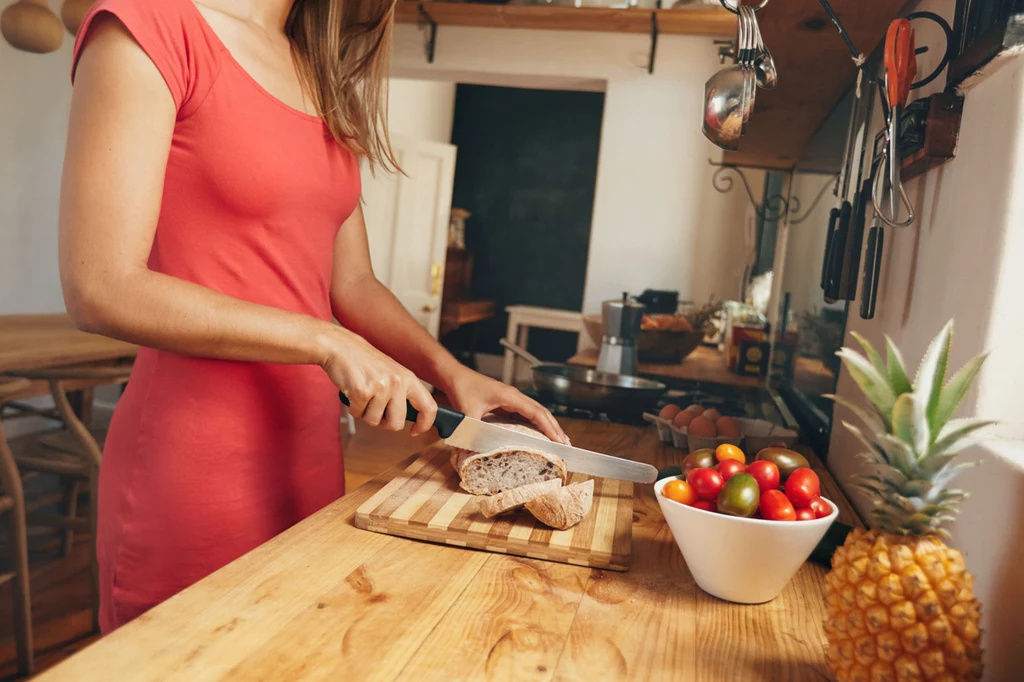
[[361, 135, 457, 338]]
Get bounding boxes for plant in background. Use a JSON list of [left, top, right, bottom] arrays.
[[824, 321, 989, 682]]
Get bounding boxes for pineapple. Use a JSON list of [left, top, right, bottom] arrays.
[[825, 321, 990, 682]]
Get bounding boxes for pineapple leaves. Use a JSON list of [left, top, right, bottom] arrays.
[[851, 332, 888, 382], [934, 352, 989, 429], [891, 393, 930, 460], [825, 393, 887, 434], [836, 348, 897, 424], [914, 321, 952, 436], [931, 418, 996, 460], [884, 335, 913, 396]]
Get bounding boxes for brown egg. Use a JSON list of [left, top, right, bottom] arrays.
[[687, 415, 718, 438], [703, 408, 721, 422], [659, 404, 682, 421], [716, 416, 741, 438], [673, 409, 697, 429], [685, 404, 704, 415]]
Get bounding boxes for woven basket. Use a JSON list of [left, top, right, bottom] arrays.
[[584, 315, 704, 363]]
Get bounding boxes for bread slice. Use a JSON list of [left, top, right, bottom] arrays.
[[526, 479, 595, 530], [450, 416, 567, 495], [477, 479, 563, 519]]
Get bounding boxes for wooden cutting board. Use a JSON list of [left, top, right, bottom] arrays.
[[354, 445, 633, 571]]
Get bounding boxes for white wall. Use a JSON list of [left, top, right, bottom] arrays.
[[391, 24, 753, 315], [826, 2, 1024, 673], [387, 77, 456, 144], [0, 36, 73, 314]]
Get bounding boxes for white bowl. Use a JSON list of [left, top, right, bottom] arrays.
[[655, 477, 838, 604]]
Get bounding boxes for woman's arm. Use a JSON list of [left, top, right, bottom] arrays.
[[330, 205, 568, 444], [61, 16, 436, 434]]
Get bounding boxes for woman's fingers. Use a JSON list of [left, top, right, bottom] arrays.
[[407, 379, 437, 436], [361, 378, 391, 427], [501, 389, 569, 445], [382, 376, 408, 432]]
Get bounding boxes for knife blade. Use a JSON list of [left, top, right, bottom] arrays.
[[339, 393, 659, 484]]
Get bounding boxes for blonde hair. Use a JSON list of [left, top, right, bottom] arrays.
[[286, 0, 399, 171]]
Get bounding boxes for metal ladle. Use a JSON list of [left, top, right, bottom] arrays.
[[702, 65, 747, 151]]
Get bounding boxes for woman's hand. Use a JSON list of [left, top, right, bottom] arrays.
[[318, 326, 437, 436], [444, 368, 570, 445]]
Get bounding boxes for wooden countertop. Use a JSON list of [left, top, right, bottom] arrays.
[[0, 314, 137, 374], [37, 420, 859, 681], [569, 345, 763, 389]]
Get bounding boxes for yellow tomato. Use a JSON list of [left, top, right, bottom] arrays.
[[715, 443, 746, 464], [662, 478, 697, 506]]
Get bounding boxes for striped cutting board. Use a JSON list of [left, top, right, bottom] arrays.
[[354, 445, 633, 571]]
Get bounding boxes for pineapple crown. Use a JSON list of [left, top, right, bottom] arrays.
[[827, 320, 993, 537]]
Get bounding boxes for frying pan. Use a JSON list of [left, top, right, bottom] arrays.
[[500, 339, 667, 415]]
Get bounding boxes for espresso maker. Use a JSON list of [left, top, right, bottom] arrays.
[[596, 293, 645, 376]]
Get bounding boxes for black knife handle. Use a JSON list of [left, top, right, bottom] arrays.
[[824, 202, 852, 302], [339, 392, 465, 438], [842, 179, 872, 300], [821, 208, 840, 290], [860, 223, 884, 319]]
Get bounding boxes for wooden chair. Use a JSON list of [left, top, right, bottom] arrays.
[[0, 378, 35, 676], [5, 364, 132, 632]]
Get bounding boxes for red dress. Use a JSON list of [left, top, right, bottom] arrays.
[[73, 0, 359, 632]]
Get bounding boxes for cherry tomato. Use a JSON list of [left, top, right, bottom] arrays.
[[808, 496, 831, 519], [785, 468, 821, 508], [692, 500, 717, 513], [686, 467, 725, 501], [745, 460, 780, 493], [795, 507, 816, 521], [662, 478, 697, 506], [715, 443, 745, 463], [716, 459, 746, 481], [758, 489, 796, 521]]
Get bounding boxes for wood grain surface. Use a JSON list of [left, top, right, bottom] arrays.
[[34, 419, 861, 682], [0, 315, 137, 375], [570, 345, 762, 389], [355, 446, 633, 571]]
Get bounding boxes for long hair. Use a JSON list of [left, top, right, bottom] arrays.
[[286, 0, 399, 171]]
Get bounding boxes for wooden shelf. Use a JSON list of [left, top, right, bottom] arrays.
[[395, 1, 908, 169], [395, 2, 736, 37]]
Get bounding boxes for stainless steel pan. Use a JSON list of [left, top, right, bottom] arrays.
[[501, 340, 666, 415]]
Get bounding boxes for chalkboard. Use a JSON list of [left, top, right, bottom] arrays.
[[450, 84, 604, 361]]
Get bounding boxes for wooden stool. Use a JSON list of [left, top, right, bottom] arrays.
[[0, 378, 35, 676], [6, 364, 132, 633]]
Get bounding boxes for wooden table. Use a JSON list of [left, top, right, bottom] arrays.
[[569, 345, 763, 389], [35, 420, 859, 681], [0, 314, 137, 412]]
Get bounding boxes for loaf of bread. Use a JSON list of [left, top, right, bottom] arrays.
[[477, 478, 563, 518], [451, 417, 568, 495], [526, 479, 595, 530]]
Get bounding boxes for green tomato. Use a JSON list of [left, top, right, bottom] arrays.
[[717, 473, 761, 517], [755, 447, 810, 481], [658, 465, 683, 481], [681, 449, 717, 477]]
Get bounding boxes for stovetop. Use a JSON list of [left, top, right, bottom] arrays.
[[524, 377, 795, 429]]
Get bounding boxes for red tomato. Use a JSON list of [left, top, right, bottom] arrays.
[[785, 468, 821, 508], [692, 500, 717, 512], [795, 507, 816, 521], [808, 497, 831, 519], [716, 459, 747, 481], [758, 489, 796, 521], [662, 479, 698, 506], [745, 460, 780, 493], [686, 468, 725, 501]]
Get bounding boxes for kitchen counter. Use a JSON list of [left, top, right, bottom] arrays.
[[569, 345, 763, 389], [36, 420, 860, 681]]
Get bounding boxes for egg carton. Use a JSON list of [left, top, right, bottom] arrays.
[[643, 413, 675, 444], [735, 418, 798, 454], [666, 424, 742, 453]]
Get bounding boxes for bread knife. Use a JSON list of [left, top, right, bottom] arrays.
[[340, 393, 658, 484]]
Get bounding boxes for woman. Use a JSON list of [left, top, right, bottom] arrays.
[[62, 0, 567, 632]]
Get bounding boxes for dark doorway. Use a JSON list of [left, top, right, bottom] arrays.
[[450, 84, 604, 362]]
